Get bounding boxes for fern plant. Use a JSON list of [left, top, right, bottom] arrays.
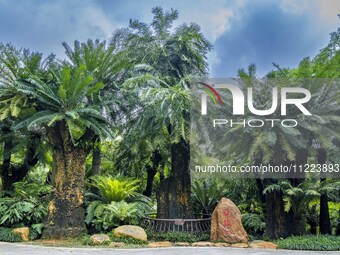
[[191, 178, 229, 215], [85, 175, 151, 231], [242, 213, 266, 235], [87, 175, 141, 203], [263, 180, 320, 215]]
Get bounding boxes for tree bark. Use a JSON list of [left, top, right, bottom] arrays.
[[143, 151, 162, 197], [319, 189, 331, 234], [156, 138, 192, 219], [318, 149, 331, 235], [43, 122, 87, 238], [90, 136, 101, 176], [0, 133, 40, 191], [264, 180, 289, 239]]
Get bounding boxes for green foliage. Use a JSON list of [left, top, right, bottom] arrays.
[[191, 178, 229, 215], [147, 231, 209, 243], [13, 181, 51, 198], [29, 223, 44, 240], [109, 234, 148, 245], [263, 180, 320, 215], [0, 196, 47, 227], [82, 235, 111, 246], [86, 201, 149, 230], [242, 213, 266, 235], [0, 227, 21, 242], [85, 175, 151, 231], [87, 175, 141, 203], [276, 235, 340, 251]]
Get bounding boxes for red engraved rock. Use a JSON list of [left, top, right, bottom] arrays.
[[210, 197, 249, 243]]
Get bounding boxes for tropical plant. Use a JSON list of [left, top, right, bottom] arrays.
[[111, 7, 211, 219], [263, 180, 320, 215], [0, 41, 117, 238], [242, 213, 266, 236], [85, 175, 151, 231], [0, 196, 47, 227], [191, 178, 229, 215], [0, 227, 21, 242]]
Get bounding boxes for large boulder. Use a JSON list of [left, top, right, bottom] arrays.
[[210, 198, 249, 243], [89, 234, 110, 245], [13, 227, 30, 241], [113, 225, 147, 241]]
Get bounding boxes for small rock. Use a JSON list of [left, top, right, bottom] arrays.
[[13, 227, 29, 241], [110, 242, 125, 248], [148, 241, 172, 248], [231, 243, 249, 248], [213, 242, 231, 247], [113, 225, 147, 241], [89, 234, 110, 245], [249, 240, 278, 249], [174, 242, 190, 246], [192, 241, 215, 247]]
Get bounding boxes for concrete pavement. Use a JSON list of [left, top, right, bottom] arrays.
[[1, 242, 340, 255]]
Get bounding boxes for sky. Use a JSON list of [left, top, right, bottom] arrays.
[[0, 0, 339, 77]]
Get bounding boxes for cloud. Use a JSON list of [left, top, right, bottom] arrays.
[[279, 0, 307, 15], [0, 0, 117, 57], [314, 0, 340, 25], [211, 0, 335, 77]]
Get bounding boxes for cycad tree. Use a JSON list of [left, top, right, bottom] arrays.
[[0, 44, 54, 190], [62, 39, 127, 176], [112, 7, 211, 219], [1, 49, 113, 237]]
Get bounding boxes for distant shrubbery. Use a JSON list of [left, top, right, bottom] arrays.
[[276, 235, 340, 251]]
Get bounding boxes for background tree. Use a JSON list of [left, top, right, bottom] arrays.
[[111, 7, 211, 219]]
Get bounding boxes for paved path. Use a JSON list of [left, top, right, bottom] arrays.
[[1, 242, 340, 255]]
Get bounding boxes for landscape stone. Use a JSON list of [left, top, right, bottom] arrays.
[[231, 243, 249, 248], [89, 234, 110, 245], [213, 242, 231, 247], [148, 241, 172, 247], [110, 242, 125, 248], [113, 225, 147, 241], [174, 242, 190, 246], [13, 227, 29, 241], [249, 240, 278, 249], [191, 241, 214, 247], [210, 198, 249, 243]]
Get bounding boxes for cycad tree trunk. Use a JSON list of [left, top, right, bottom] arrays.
[[318, 149, 331, 235], [0, 129, 40, 191], [43, 122, 87, 238], [264, 187, 289, 239], [157, 138, 192, 219], [90, 136, 101, 176], [143, 151, 162, 197]]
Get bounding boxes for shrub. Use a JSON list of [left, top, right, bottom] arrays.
[[29, 223, 44, 240], [191, 178, 229, 215], [13, 181, 51, 198], [85, 175, 151, 231], [242, 213, 265, 236], [276, 235, 340, 251], [147, 231, 209, 243], [0, 227, 21, 242], [0, 197, 47, 227], [87, 175, 141, 203], [110, 235, 148, 245]]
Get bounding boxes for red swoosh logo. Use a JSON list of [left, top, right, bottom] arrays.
[[198, 82, 223, 105]]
